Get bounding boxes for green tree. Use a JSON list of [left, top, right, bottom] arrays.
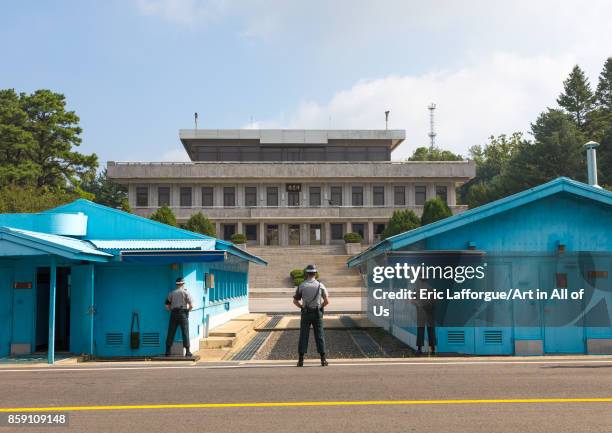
[[81, 169, 130, 212], [421, 197, 452, 226], [498, 110, 585, 195], [183, 212, 216, 236], [0, 184, 87, 213], [149, 205, 177, 226], [407, 146, 463, 161], [0, 90, 40, 185], [459, 133, 524, 207], [557, 65, 594, 130], [595, 57, 612, 111], [0, 89, 97, 188], [597, 122, 612, 187], [382, 209, 420, 240]]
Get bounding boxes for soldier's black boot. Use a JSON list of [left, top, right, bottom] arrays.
[[185, 348, 193, 357], [297, 354, 304, 367], [320, 353, 328, 366], [165, 346, 171, 357]]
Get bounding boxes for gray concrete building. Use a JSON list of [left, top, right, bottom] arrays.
[[107, 129, 475, 246]]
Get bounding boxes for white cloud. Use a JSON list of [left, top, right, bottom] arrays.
[[258, 52, 577, 160]]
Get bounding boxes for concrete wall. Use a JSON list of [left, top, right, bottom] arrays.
[[107, 161, 475, 181]]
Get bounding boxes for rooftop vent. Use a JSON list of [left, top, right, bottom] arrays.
[[584, 141, 601, 188]]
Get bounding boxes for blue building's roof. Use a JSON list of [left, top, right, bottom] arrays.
[[89, 239, 217, 252], [61, 199, 267, 265], [0, 199, 267, 266], [0, 227, 112, 262], [348, 177, 612, 268]]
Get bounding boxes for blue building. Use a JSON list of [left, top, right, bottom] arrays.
[[0, 199, 266, 363], [348, 178, 612, 355]]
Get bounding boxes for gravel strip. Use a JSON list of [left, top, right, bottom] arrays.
[[253, 330, 363, 360], [366, 328, 416, 358]]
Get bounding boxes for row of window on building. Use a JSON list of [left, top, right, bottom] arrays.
[[223, 222, 387, 245], [208, 270, 248, 302], [194, 145, 390, 162], [135, 185, 448, 208]]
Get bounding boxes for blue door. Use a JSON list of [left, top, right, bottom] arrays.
[[0, 268, 12, 357], [70, 265, 94, 355], [543, 261, 586, 354]]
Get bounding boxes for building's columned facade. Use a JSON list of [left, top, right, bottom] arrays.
[[108, 129, 476, 246]]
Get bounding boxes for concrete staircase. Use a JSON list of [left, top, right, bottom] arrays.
[[248, 245, 363, 290], [198, 313, 267, 359]]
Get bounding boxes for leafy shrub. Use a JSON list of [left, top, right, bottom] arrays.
[[149, 205, 177, 226], [184, 212, 216, 237], [230, 233, 247, 244], [290, 269, 304, 279], [290, 268, 319, 286], [382, 209, 420, 240], [421, 197, 452, 226], [343, 232, 363, 243]]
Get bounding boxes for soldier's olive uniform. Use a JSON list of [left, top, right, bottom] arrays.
[[165, 287, 193, 355], [294, 279, 328, 355]]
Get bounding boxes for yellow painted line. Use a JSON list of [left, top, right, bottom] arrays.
[[1, 398, 612, 412]]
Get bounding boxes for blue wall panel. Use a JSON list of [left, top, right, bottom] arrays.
[[94, 265, 174, 357], [426, 194, 611, 252], [11, 264, 34, 348], [0, 267, 13, 357]]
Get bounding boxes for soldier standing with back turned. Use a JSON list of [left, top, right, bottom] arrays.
[[164, 277, 193, 357], [293, 264, 330, 367]]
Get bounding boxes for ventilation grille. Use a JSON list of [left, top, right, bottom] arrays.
[[484, 330, 503, 344], [447, 330, 465, 345], [142, 333, 160, 347], [105, 333, 123, 346]]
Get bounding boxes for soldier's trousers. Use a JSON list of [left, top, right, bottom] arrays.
[[298, 308, 326, 355], [416, 305, 436, 347], [166, 309, 190, 352]]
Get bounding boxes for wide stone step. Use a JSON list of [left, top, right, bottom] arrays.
[[198, 313, 266, 353], [199, 336, 235, 349]]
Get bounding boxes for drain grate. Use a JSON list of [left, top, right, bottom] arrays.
[[349, 330, 384, 357], [231, 316, 281, 361], [231, 331, 271, 361], [257, 315, 282, 330], [339, 315, 358, 328]]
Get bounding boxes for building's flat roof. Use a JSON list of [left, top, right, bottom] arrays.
[[179, 128, 406, 150]]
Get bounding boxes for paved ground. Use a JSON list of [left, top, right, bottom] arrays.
[[249, 296, 363, 313], [0, 357, 611, 433]]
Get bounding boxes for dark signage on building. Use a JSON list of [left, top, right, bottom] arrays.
[[13, 282, 32, 289], [286, 184, 301, 192]]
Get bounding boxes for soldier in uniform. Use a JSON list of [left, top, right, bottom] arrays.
[[164, 277, 193, 357], [293, 264, 330, 367], [415, 277, 436, 355]]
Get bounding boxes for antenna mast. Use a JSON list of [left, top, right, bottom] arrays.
[[427, 103, 436, 148]]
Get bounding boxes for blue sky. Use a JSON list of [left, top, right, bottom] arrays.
[[1, 0, 611, 164]]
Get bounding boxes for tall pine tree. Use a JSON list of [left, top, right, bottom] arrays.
[[557, 65, 594, 130], [595, 57, 612, 111]]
